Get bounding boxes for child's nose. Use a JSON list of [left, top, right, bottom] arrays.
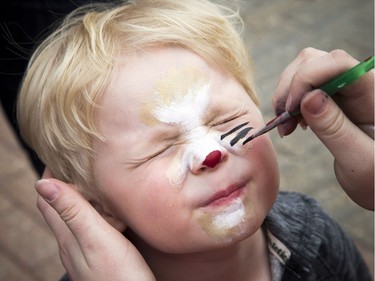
[[202, 150, 222, 168]]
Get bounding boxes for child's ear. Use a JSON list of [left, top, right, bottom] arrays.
[[90, 200, 127, 233]]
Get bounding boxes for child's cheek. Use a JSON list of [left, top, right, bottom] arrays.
[[220, 136, 254, 157], [248, 134, 280, 194], [250, 134, 276, 159]]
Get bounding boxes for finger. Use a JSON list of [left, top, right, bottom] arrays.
[[273, 48, 328, 136], [39, 167, 81, 270], [333, 68, 374, 125], [36, 194, 80, 272], [301, 90, 374, 208], [35, 180, 154, 280], [273, 48, 327, 115], [286, 50, 359, 113], [301, 89, 371, 162], [35, 179, 118, 258]]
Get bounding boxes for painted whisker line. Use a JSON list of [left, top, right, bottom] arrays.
[[230, 127, 253, 146], [220, 122, 249, 140]]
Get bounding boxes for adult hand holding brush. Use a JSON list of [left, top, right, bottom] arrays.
[[273, 48, 374, 210]]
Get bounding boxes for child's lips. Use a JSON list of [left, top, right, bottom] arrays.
[[203, 183, 246, 207]]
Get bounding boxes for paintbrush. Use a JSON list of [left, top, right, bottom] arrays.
[[242, 55, 374, 144]]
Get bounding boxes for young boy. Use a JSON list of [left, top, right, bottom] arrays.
[[17, 0, 372, 280]]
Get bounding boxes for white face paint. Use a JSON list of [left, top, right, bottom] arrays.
[[151, 69, 224, 187], [146, 67, 247, 188], [152, 83, 210, 130], [213, 198, 245, 229], [152, 79, 224, 187], [145, 67, 251, 237]]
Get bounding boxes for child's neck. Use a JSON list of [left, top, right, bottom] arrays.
[[128, 227, 272, 281]]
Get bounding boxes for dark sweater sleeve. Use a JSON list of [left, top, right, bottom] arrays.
[[267, 192, 372, 281], [313, 205, 372, 281]]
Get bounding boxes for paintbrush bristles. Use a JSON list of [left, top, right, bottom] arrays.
[[242, 135, 254, 145]]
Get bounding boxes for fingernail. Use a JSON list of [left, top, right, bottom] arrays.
[[285, 95, 293, 112], [299, 120, 308, 131], [304, 90, 328, 115], [277, 125, 285, 138], [299, 123, 307, 130], [35, 179, 59, 202], [275, 99, 287, 116]]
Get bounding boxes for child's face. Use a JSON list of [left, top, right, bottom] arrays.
[[93, 47, 279, 253]]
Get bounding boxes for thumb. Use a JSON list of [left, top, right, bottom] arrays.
[[35, 180, 155, 280], [300, 89, 371, 162], [300, 89, 374, 187], [35, 179, 113, 250]]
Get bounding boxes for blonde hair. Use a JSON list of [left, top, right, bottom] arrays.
[[17, 0, 258, 197]]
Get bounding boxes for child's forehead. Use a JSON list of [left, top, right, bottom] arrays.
[[155, 66, 209, 100], [138, 66, 210, 126], [102, 46, 251, 129], [101, 49, 215, 125], [108, 48, 216, 106], [117, 47, 215, 82]]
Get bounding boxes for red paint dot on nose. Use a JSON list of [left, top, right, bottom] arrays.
[[202, 150, 222, 168]]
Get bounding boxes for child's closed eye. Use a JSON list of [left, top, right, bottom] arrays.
[[211, 116, 239, 126], [145, 145, 172, 161], [127, 144, 173, 168]]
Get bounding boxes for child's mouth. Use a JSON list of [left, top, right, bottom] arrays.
[[204, 184, 246, 207]]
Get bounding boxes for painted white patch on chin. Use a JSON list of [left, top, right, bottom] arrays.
[[213, 198, 245, 229]]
